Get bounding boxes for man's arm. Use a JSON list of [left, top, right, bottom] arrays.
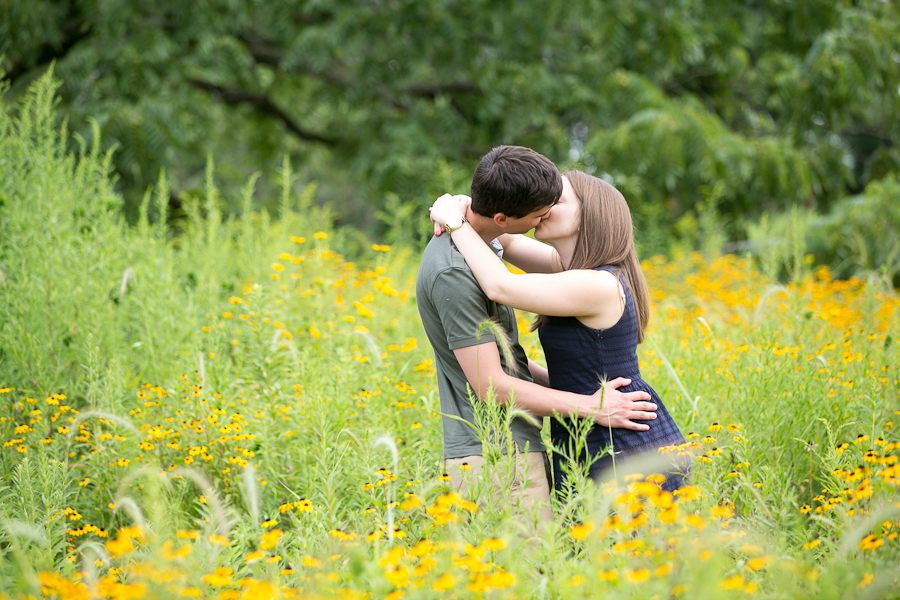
[[528, 359, 550, 388], [454, 342, 657, 431]]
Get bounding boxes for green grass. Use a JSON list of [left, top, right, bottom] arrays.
[[0, 71, 898, 600]]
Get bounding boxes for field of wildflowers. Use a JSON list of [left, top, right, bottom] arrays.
[[1, 74, 898, 599]]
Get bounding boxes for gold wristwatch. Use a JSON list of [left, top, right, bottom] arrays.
[[444, 216, 468, 232]]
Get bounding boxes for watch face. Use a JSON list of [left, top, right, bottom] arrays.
[[446, 217, 462, 230]]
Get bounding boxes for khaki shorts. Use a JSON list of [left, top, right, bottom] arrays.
[[444, 445, 553, 537]]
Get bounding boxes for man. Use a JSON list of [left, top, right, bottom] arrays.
[[415, 146, 657, 525]]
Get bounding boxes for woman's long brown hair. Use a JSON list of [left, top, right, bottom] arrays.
[[531, 170, 650, 342]]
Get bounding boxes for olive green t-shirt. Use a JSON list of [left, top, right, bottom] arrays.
[[415, 233, 545, 459]]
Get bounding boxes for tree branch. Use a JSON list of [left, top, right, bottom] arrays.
[[293, 10, 334, 26], [405, 81, 482, 98], [661, 66, 720, 94], [187, 79, 338, 145], [238, 32, 481, 104], [5, 16, 93, 83], [840, 126, 895, 147]]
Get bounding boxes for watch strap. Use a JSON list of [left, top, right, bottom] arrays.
[[444, 216, 468, 232]]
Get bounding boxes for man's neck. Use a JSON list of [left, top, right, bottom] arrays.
[[465, 206, 503, 243]]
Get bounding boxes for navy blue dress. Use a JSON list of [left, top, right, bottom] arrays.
[[539, 266, 687, 493]]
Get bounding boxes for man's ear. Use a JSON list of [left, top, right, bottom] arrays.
[[493, 213, 509, 229]]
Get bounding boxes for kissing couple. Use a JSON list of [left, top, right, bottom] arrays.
[[415, 146, 688, 533]]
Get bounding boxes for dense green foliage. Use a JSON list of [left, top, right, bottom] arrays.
[[0, 70, 337, 398], [2, 74, 900, 599], [2, 65, 899, 600], [807, 176, 900, 285], [3, 0, 899, 257]]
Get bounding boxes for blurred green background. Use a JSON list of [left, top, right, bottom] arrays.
[[3, 0, 899, 277]]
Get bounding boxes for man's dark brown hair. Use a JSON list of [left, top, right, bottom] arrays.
[[470, 146, 562, 219]]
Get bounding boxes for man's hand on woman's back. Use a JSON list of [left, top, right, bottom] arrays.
[[587, 378, 657, 431]]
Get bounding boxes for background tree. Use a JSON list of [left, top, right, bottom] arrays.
[[2, 0, 898, 255]]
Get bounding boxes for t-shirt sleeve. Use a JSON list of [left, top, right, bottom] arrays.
[[429, 267, 498, 350]]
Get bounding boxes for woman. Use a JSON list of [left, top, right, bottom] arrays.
[[429, 170, 686, 494]]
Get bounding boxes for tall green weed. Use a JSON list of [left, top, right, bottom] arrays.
[[0, 71, 897, 600]]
